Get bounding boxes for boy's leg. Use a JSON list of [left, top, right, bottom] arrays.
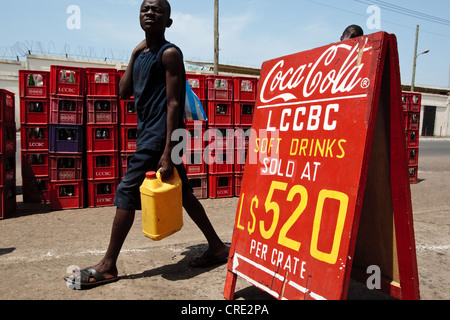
[[90, 208, 136, 280], [182, 189, 228, 261], [82, 149, 158, 282]]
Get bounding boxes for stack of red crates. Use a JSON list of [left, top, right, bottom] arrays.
[[85, 68, 120, 208], [184, 75, 208, 199], [0, 89, 17, 218], [205, 75, 236, 198], [118, 70, 138, 181], [19, 70, 50, 205], [48, 65, 86, 210], [233, 77, 256, 197], [402, 92, 421, 184], [182, 74, 258, 199]]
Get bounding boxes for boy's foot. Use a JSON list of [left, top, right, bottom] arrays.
[[64, 266, 118, 290], [189, 246, 229, 268]]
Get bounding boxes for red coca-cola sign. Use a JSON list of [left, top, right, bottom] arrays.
[[225, 32, 419, 300]]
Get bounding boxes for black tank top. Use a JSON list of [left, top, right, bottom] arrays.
[[133, 42, 186, 151]]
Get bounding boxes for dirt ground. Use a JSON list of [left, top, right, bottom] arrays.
[[0, 140, 448, 301]]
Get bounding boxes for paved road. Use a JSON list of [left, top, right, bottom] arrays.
[[1, 138, 448, 301]]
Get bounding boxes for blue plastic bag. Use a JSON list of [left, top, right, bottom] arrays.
[[184, 80, 207, 121]]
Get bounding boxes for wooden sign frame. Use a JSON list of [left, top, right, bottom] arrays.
[[224, 32, 420, 300]]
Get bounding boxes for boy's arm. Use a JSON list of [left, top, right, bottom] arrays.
[[158, 47, 184, 180], [119, 40, 146, 99]]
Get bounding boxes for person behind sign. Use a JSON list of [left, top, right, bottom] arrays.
[[66, 0, 228, 289], [340, 25, 364, 41]]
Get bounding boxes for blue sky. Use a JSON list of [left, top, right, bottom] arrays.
[[1, 0, 449, 88]]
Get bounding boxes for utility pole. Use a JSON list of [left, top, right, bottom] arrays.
[[214, 0, 219, 75], [411, 25, 419, 92]]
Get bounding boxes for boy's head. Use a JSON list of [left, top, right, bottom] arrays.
[[340, 25, 364, 41], [140, 0, 172, 34]]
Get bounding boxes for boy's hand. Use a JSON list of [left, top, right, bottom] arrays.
[[157, 153, 174, 181]]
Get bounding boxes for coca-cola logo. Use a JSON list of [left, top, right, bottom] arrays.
[[260, 40, 372, 104]]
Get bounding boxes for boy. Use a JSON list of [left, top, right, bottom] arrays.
[[340, 25, 364, 41], [68, 0, 228, 289]]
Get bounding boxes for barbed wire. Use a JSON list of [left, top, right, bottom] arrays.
[[0, 41, 131, 63]]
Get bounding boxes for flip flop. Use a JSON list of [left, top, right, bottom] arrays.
[[64, 267, 119, 290], [189, 250, 229, 268]]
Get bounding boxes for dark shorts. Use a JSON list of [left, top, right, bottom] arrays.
[[114, 148, 192, 211]]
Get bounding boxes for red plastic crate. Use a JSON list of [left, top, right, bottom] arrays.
[[408, 148, 419, 166], [206, 126, 235, 149], [207, 101, 234, 126], [234, 77, 258, 102], [187, 74, 207, 101], [19, 70, 50, 99], [49, 152, 83, 181], [406, 130, 420, 148], [186, 122, 206, 151], [208, 173, 234, 198], [85, 68, 118, 96], [409, 166, 418, 184], [87, 178, 119, 208], [86, 123, 119, 152], [0, 89, 15, 123], [234, 173, 243, 197], [50, 65, 85, 96], [234, 102, 254, 126], [183, 149, 207, 175], [120, 152, 134, 178], [187, 173, 208, 199], [1, 124, 16, 154], [208, 148, 234, 174], [403, 113, 408, 130], [0, 185, 16, 219], [87, 151, 119, 180], [49, 179, 84, 210], [407, 112, 420, 130], [401, 92, 412, 112], [120, 99, 137, 124], [22, 177, 50, 204], [0, 153, 15, 186], [21, 151, 49, 178], [49, 95, 84, 125], [20, 125, 47, 152], [87, 96, 118, 123], [410, 93, 421, 112], [234, 148, 248, 173], [235, 126, 252, 149], [120, 125, 138, 152], [20, 98, 49, 124], [207, 76, 234, 101]]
